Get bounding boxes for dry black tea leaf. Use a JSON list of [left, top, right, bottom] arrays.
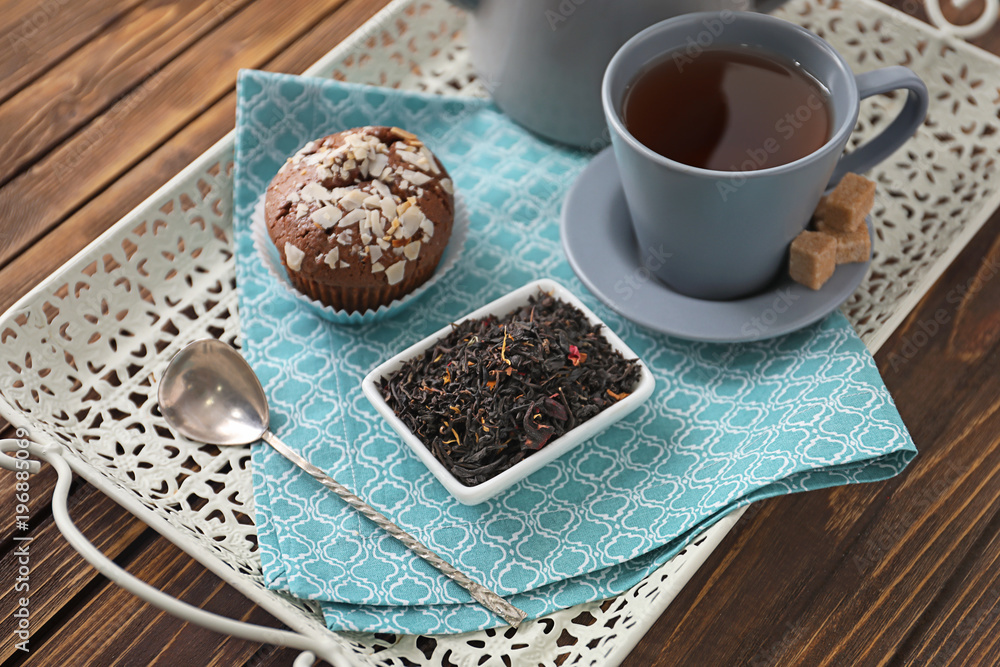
[[380, 290, 641, 487]]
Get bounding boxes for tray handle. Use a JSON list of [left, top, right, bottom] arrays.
[[0, 438, 357, 667], [925, 0, 999, 39]]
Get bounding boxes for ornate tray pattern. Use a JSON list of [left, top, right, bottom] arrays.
[[1, 0, 998, 663]]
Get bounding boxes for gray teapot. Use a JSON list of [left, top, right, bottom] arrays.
[[449, 0, 765, 148]]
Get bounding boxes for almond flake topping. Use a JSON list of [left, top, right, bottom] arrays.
[[403, 241, 421, 260], [324, 247, 339, 268], [340, 190, 368, 210], [420, 146, 441, 174], [300, 182, 330, 202], [399, 206, 425, 238], [369, 246, 382, 263], [339, 209, 366, 227], [380, 197, 397, 220], [385, 260, 406, 285], [402, 170, 433, 186], [396, 150, 423, 167], [371, 261, 385, 273], [284, 243, 305, 271], [310, 205, 342, 229], [391, 127, 418, 142], [295, 203, 310, 218], [371, 154, 389, 177]]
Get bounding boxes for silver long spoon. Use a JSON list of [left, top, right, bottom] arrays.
[[157, 338, 525, 627]]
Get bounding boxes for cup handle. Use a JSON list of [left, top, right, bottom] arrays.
[[830, 66, 929, 186]]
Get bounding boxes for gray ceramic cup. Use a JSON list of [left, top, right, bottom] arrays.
[[602, 11, 929, 300]]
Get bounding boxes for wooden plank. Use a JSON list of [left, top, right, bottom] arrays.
[[0, 0, 252, 187], [0, 0, 350, 270], [864, 505, 1000, 666], [0, 0, 391, 314], [16, 534, 285, 667], [0, 0, 86, 35], [623, 211, 1000, 666], [0, 0, 145, 103], [0, 483, 147, 661]]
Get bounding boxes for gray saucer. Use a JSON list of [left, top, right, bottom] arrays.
[[561, 148, 872, 343]]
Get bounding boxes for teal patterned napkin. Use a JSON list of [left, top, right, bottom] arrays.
[[234, 70, 917, 634]]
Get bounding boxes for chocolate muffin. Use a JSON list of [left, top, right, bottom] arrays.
[[265, 126, 455, 313]]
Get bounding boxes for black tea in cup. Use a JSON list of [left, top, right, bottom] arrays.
[[622, 47, 833, 172]]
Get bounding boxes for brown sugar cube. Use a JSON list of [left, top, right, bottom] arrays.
[[816, 218, 871, 263], [789, 230, 837, 290], [814, 173, 877, 233]]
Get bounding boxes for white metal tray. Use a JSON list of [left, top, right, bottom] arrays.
[[2, 0, 999, 664]]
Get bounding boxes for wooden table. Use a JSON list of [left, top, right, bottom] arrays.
[[1, 1, 998, 664]]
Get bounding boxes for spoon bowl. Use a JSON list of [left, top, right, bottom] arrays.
[[157, 339, 269, 447]]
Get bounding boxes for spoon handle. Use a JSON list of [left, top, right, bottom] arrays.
[[261, 431, 527, 627]]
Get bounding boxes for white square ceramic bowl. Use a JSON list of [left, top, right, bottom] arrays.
[[361, 278, 655, 505]]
